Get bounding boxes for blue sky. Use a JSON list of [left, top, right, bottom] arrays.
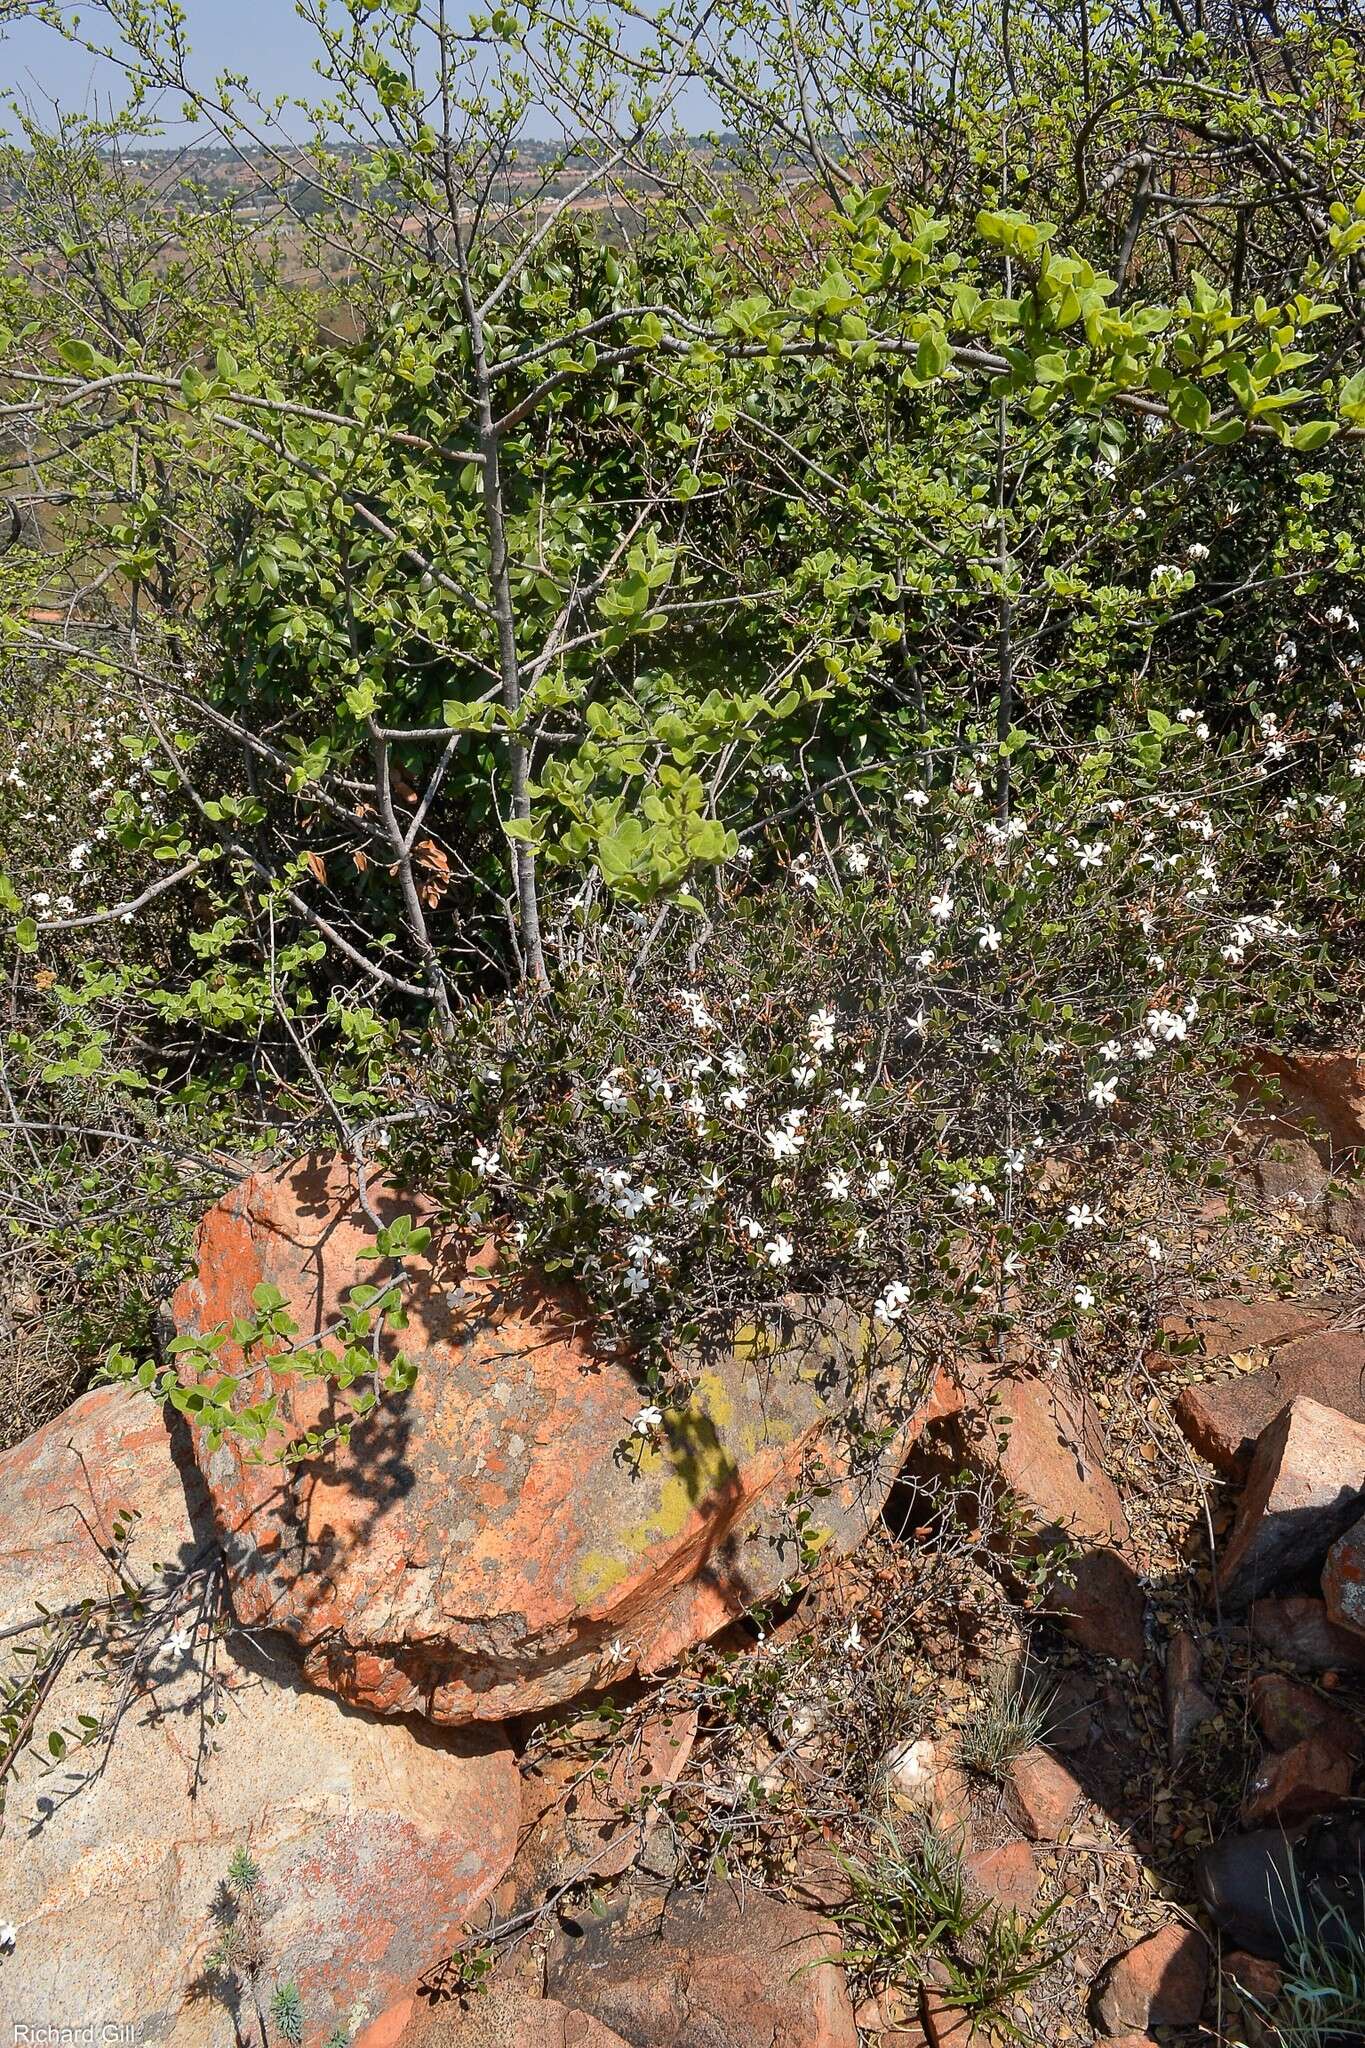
[[0, 2, 716, 140], [1, 3, 327, 131]]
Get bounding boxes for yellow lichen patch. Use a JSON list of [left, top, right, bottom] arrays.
[[573, 1547, 633, 1605]]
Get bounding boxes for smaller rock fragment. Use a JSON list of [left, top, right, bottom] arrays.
[[1240, 1736, 1353, 1828], [1005, 1747, 1082, 1841], [1251, 1672, 1362, 1757], [1166, 1630, 1217, 1766], [1092, 1923, 1208, 2034]]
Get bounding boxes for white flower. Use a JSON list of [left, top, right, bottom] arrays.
[[1327, 699, 1345, 719], [951, 1181, 980, 1209], [764, 1124, 804, 1161], [765, 1235, 793, 1268], [837, 1088, 868, 1118], [632, 1403, 664, 1436], [1186, 542, 1210, 561], [791, 1063, 817, 1089], [699, 1166, 725, 1198], [1073, 1285, 1096, 1311], [597, 1071, 629, 1111], [928, 892, 954, 923], [1195, 721, 1210, 740], [844, 842, 870, 876], [977, 924, 1001, 953], [1327, 605, 1346, 626], [981, 1035, 1002, 1054], [1140, 1235, 1163, 1261], [843, 1620, 863, 1652], [824, 1169, 851, 1199], [1100, 1039, 1124, 1061], [908, 1004, 928, 1036], [1350, 745, 1365, 779], [678, 989, 717, 1033], [796, 866, 820, 893], [917, 949, 936, 969], [68, 841, 91, 871], [622, 1264, 651, 1296], [1087, 1076, 1119, 1109], [1004, 1148, 1026, 1176], [874, 1277, 913, 1325], [0, 1921, 13, 1949], [906, 787, 930, 809], [1003, 1251, 1022, 1277], [472, 1143, 500, 1178], [1147, 1008, 1187, 1043], [866, 1162, 893, 1197], [808, 1008, 836, 1053], [722, 1085, 750, 1112], [161, 1624, 194, 1661], [1066, 1202, 1104, 1231], [597, 1171, 658, 1219], [1074, 840, 1108, 870], [1265, 737, 1288, 761], [721, 1048, 747, 1079]]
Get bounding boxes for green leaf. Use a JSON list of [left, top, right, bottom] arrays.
[[57, 336, 98, 375]]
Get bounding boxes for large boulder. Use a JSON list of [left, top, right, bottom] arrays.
[[0, 1381, 210, 1618], [0, 1382, 518, 2048], [171, 1156, 927, 1725]]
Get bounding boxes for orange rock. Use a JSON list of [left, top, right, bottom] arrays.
[[1005, 1746, 1083, 1841], [1250, 1049, 1365, 1150], [0, 1382, 209, 1631], [547, 1886, 857, 2047], [173, 1156, 928, 1724], [1240, 1736, 1353, 1828], [1092, 1924, 1208, 2032], [395, 1993, 632, 2047], [955, 1365, 1146, 1661], [1149, 1295, 1330, 1378], [964, 1838, 1040, 1913], [0, 1383, 520, 2045], [1223, 1951, 1283, 2006], [1217, 1397, 1365, 1610], [515, 1703, 698, 1897], [1251, 1595, 1365, 1673], [1251, 1672, 1362, 1757], [1175, 1328, 1365, 1477]]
